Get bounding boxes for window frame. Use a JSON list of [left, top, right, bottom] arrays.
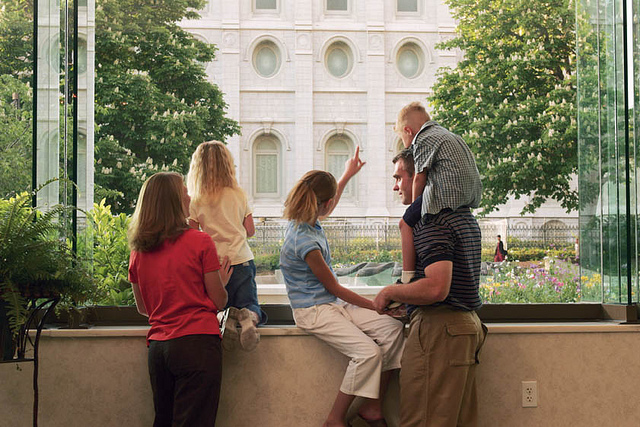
[[396, 0, 421, 16], [252, 135, 282, 199], [20, 0, 640, 326], [324, 0, 351, 15], [324, 41, 355, 79], [253, 0, 280, 15], [396, 42, 425, 79], [64, 302, 639, 326], [252, 39, 282, 78]]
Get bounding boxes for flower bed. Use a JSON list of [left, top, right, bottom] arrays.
[[481, 258, 600, 303]]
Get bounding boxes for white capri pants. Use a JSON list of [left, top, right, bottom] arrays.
[[293, 302, 405, 399]]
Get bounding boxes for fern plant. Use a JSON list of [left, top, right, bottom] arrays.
[[0, 186, 94, 337]]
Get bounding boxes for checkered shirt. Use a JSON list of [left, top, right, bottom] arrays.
[[412, 121, 482, 216]]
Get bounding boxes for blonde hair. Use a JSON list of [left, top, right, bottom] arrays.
[[283, 171, 337, 225], [395, 101, 431, 134], [187, 140, 238, 203], [128, 172, 189, 252]]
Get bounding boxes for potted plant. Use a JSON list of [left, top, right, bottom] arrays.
[[0, 186, 94, 359]]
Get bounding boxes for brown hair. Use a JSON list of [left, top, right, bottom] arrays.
[[187, 140, 238, 203], [283, 171, 337, 225], [392, 148, 415, 177], [128, 172, 189, 252], [394, 101, 431, 134]]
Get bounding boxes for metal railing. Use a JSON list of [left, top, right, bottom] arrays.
[[249, 221, 580, 255]]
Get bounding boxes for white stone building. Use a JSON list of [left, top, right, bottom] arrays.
[[181, 0, 577, 229], [181, 0, 460, 221]]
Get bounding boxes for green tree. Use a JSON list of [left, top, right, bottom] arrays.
[[0, 76, 32, 197], [430, 0, 577, 215], [95, 0, 239, 212], [0, 0, 32, 82], [0, 0, 33, 197]]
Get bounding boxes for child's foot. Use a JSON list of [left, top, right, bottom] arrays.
[[238, 308, 260, 351], [221, 307, 240, 351]]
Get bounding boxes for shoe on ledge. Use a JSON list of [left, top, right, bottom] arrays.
[[238, 308, 260, 352]]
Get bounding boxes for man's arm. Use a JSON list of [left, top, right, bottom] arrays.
[[412, 170, 427, 203], [373, 260, 452, 312]]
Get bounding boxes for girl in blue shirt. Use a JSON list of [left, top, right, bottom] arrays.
[[279, 148, 404, 427]]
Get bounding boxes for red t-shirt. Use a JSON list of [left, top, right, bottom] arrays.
[[128, 228, 222, 344]]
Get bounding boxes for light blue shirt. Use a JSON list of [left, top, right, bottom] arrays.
[[279, 220, 338, 309]]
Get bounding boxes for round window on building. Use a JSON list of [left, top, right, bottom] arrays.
[[396, 42, 424, 79], [325, 41, 354, 78], [253, 40, 281, 78]]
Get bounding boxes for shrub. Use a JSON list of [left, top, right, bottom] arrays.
[[0, 189, 94, 335], [254, 253, 280, 274], [81, 199, 133, 306], [331, 249, 402, 267]]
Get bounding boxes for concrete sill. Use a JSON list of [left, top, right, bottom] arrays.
[[35, 321, 640, 339]]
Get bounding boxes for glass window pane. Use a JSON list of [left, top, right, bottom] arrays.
[[257, 139, 277, 151], [397, 0, 418, 12], [256, 154, 277, 193], [254, 42, 280, 77], [256, 0, 277, 9], [327, 154, 348, 178], [398, 47, 420, 78], [326, 138, 353, 195], [327, 45, 351, 77], [327, 139, 349, 152], [327, 0, 348, 11], [576, 0, 639, 303]]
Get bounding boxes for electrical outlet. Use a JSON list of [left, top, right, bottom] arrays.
[[522, 381, 538, 407]]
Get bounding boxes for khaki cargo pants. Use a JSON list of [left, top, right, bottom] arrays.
[[400, 305, 487, 427]]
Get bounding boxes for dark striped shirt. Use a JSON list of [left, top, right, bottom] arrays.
[[411, 207, 482, 312]]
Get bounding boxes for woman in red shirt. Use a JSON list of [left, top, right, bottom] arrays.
[[128, 172, 232, 427]]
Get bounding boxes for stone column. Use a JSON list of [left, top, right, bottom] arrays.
[[36, 0, 60, 208], [292, 1, 314, 188], [220, 1, 242, 186], [364, 3, 389, 218]]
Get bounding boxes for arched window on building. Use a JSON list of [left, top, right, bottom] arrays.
[[325, 41, 354, 78], [252, 39, 282, 78], [325, 136, 354, 197], [396, 42, 424, 79], [253, 135, 281, 198]]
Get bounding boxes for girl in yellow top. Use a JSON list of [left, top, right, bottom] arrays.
[[187, 141, 265, 351]]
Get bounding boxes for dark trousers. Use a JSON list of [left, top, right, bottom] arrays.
[[148, 334, 222, 427]]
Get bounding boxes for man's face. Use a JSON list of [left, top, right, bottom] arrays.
[[393, 160, 413, 205]]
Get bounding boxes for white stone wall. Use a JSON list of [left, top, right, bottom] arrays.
[[181, 0, 577, 224], [181, 0, 457, 220]]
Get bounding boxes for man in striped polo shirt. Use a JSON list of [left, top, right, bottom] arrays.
[[373, 102, 488, 427]]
